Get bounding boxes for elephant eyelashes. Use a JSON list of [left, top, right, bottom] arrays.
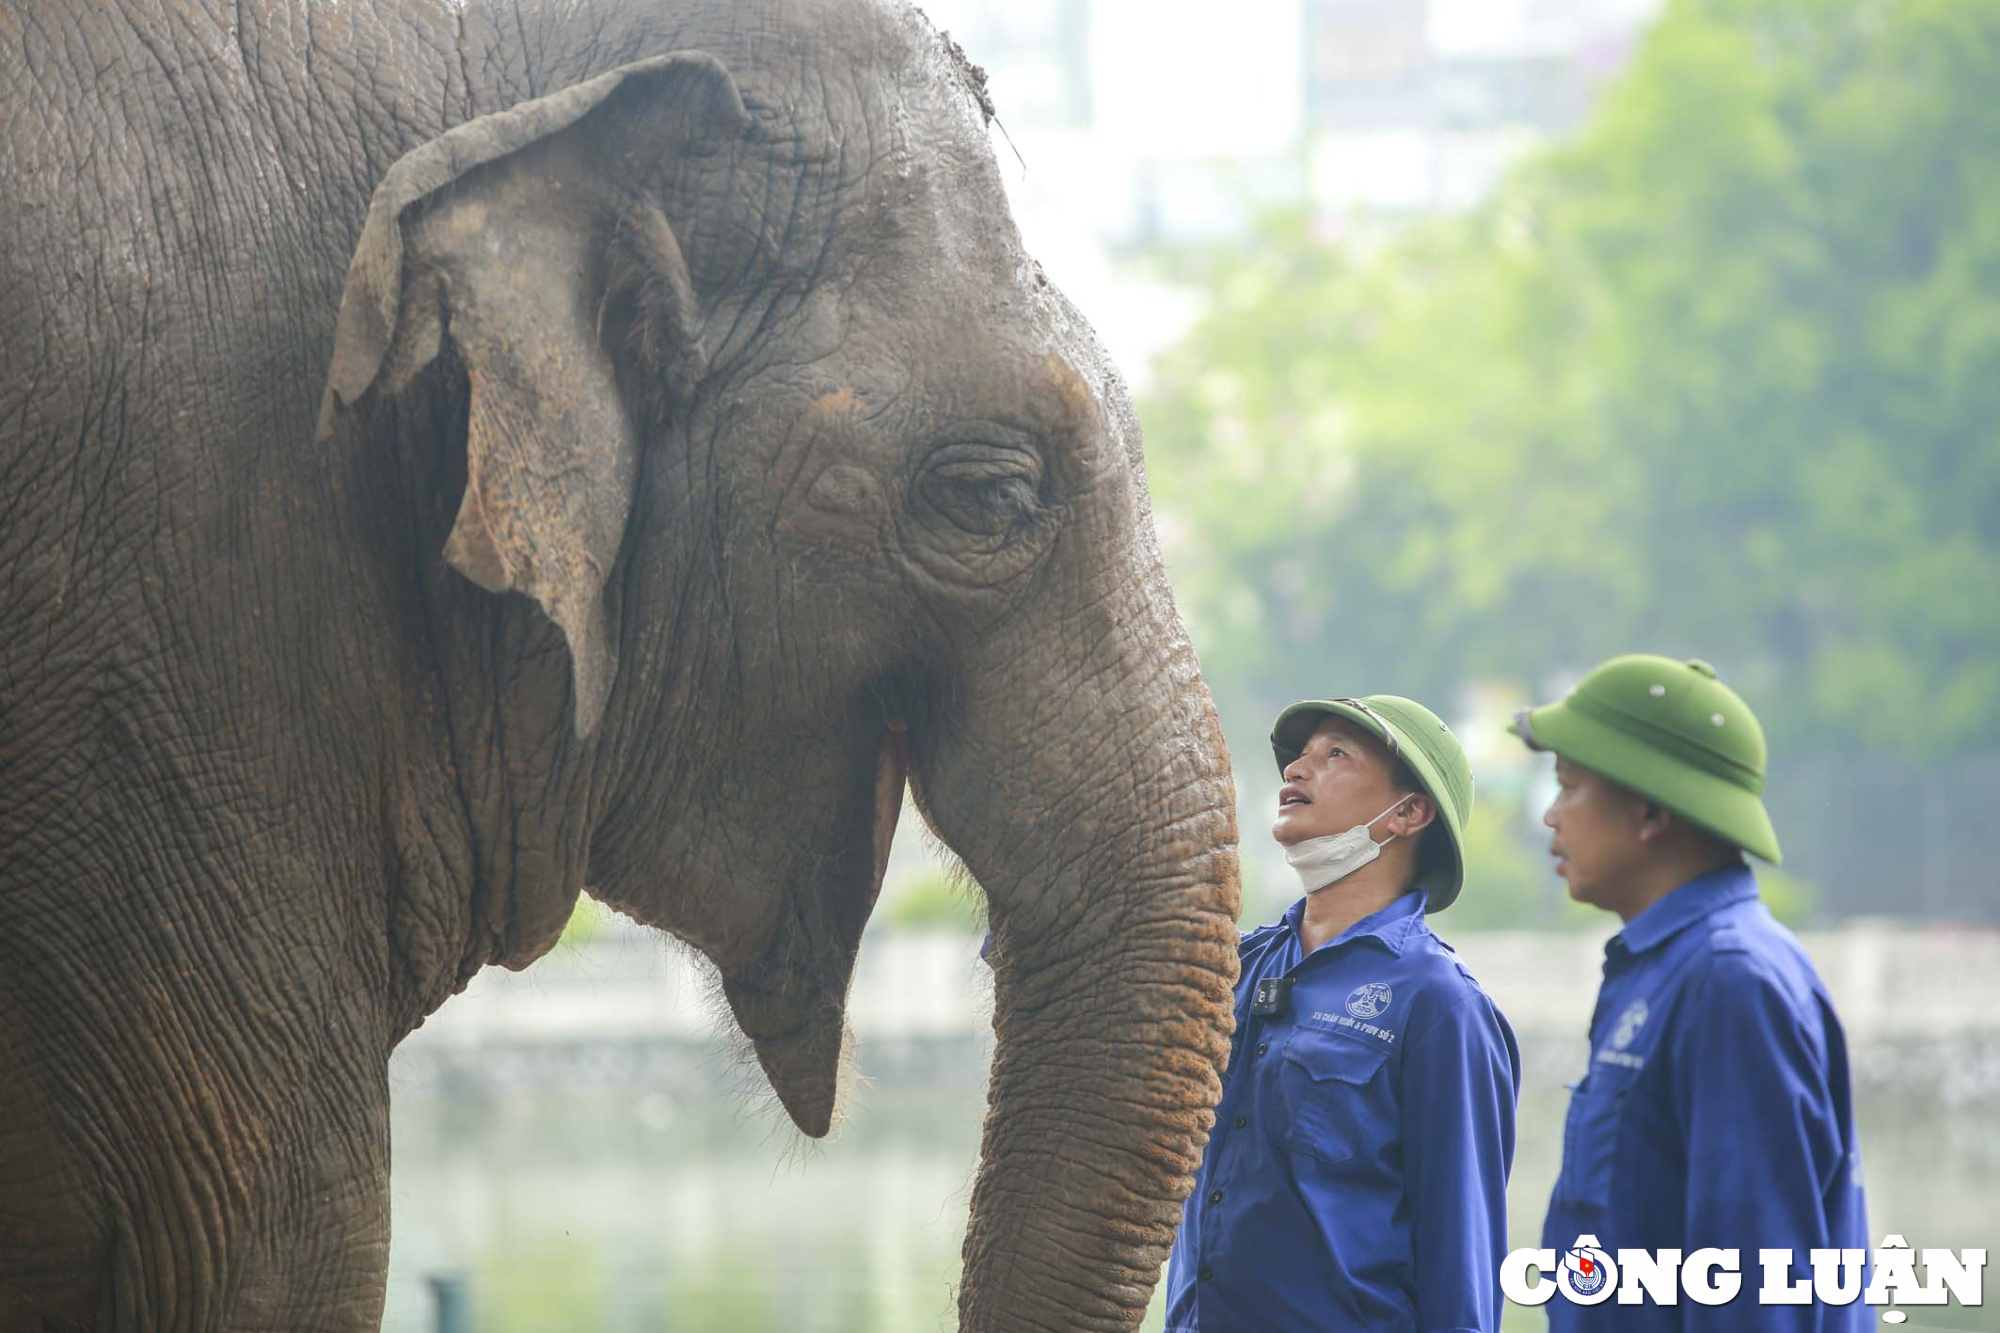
[[930, 473, 1038, 536], [920, 446, 1047, 539]]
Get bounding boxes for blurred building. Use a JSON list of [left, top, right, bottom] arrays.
[[919, 0, 1095, 132], [912, 0, 1662, 380], [1306, 0, 1659, 220], [928, 0, 1662, 239]]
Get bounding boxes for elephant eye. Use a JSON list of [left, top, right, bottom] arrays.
[[922, 448, 1045, 538]]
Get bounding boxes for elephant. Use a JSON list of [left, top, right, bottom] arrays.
[[0, 0, 1244, 1328]]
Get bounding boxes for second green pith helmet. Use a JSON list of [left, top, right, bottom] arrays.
[[1270, 695, 1475, 911], [1511, 655, 1782, 864]]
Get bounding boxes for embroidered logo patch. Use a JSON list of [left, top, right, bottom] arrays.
[[1346, 982, 1393, 1019], [1610, 998, 1650, 1051]]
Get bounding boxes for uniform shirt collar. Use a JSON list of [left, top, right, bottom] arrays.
[[1611, 862, 1759, 957], [1281, 887, 1428, 958]]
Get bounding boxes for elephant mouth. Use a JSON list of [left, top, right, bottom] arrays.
[[873, 717, 910, 900]]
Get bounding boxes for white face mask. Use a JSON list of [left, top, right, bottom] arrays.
[[1284, 793, 1415, 894]]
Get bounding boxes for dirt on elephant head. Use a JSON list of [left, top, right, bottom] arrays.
[[918, 11, 997, 124]]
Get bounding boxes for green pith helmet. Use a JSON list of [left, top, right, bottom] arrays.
[[1512, 655, 1781, 864], [1270, 695, 1475, 910]]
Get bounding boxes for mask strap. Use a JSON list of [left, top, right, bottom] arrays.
[[1365, 791, 1416, 839]]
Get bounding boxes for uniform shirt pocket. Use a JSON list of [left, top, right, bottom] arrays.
[[1555, 1065, 1638, 1212], [1278, 1027, 1395, 1166]]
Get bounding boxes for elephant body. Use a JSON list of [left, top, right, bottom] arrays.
[[0, 3, 1240, 1329]]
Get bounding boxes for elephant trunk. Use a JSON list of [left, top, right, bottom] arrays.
[[927, 608, 1241, 1330]]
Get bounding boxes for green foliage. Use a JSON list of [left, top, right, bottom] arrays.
[[481, 1233, 610, 1333], [1141, 0, 2000, 765], [1446, 800, 1601, 933], [558, 895, 615, 947], [878, 868, 985, 933], [1234, 846, 1283, 927], [1755, 863, 1817, 927]]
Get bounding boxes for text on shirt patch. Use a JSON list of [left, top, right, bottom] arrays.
[[1595, 996, 1651, 1069], [1309, 1011, 1397, 1045]]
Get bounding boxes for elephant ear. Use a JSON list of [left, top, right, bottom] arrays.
[[317, 53, 749, 738]]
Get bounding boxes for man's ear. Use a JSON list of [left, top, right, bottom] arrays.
[[317, 53, 750, 738], [1391, 793, 1438, 839], [1635, 801, 1676, 844]]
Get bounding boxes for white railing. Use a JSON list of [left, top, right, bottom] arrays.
[[395, 922, 2000, 1061]]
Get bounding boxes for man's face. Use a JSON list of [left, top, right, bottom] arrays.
[[1273, 716, 1407, 848], [1542, 756, 1649, 910]]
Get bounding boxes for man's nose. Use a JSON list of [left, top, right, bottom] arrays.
[[1542, 804, 1558, 830]]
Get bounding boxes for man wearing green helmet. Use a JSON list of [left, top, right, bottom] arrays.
[[1165, 694, 1521, 1332], [1516, 655, 1868, 1330]]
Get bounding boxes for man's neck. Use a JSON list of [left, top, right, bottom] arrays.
[[1298, 861, 1412, 955], [1615, 852, 1745, 924]]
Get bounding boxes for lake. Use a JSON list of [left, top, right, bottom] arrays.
[[380, 1039, 1998, 1331]]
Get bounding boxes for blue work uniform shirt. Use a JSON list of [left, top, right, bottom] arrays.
[[1164, 890, 1521, 1332], [1542, 865, 1869, 1331]]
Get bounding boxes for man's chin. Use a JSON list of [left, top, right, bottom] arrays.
[[1562, 874, 1602, 907]]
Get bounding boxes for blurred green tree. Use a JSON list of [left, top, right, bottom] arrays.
[[1141, 0, 2000, 770], [879, 868, 985, 933], [1440, 800, 1599, 933]]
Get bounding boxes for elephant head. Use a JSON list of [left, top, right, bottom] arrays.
[[314, 3, 1241, 1326]]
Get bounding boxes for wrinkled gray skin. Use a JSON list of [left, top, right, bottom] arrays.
[[0, 1, 1241, 1328]]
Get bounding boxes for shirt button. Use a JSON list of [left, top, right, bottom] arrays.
[[1255, 1041, 1268, 1056], [1208, 1189, 1224, 1204], [1198, 1266, 1214, 1282], [1232, 1116, 1246, 1129]]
